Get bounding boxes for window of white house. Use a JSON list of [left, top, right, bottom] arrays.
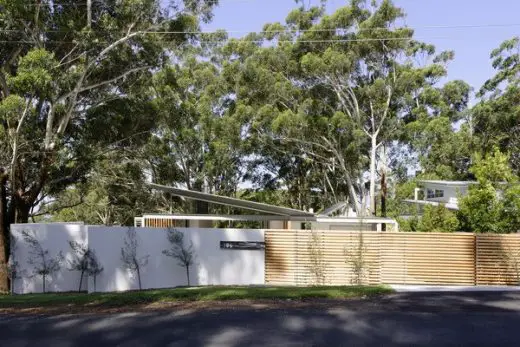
[[427, 189, 444, 199]]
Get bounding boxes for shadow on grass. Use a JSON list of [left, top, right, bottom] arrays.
[[0, 285, 393, 310]]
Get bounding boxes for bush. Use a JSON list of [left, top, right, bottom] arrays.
[[417, 204, 459, 232]]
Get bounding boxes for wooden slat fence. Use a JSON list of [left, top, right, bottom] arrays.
[[265, 230, 381, 286], [477, 234, 520, 285], [380, 233, 475, 285], [265, 230, 520, 286]]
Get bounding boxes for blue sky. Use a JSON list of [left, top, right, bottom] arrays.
[[204, 0, 520, 95]]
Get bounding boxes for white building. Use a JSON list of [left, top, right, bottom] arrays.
[[404, 180, 477, 210], [134, 183, 398, 232]]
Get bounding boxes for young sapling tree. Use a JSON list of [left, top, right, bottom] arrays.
[[22, 230, 63, 293], [162, 228, 196, 286], [121, 228, 149, 290], [87, 249, 103, 293]]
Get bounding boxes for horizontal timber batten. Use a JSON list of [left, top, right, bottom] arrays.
[[265, 230, 520, 286]]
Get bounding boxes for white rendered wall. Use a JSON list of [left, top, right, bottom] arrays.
[[10, 223, 87, 294], [87, 226, 265, 293]]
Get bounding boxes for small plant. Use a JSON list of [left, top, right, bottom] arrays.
[[344, 213, 371, 285], [307, 230, 327, 286], [121, 227, 149, 290], [22, 230, 64, 293], [68, 241, 90, 292], [163, 228, 196, 286], [68, 241, 104, 293], [87, 249, 103, 293]]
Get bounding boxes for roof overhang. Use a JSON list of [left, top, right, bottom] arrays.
[[140, 213, 397, 224], [403, 199, 459, 210], [147, 183, 315, 217], [142, 214, 316, 222], [315, 216, 398, 224], [417, 180, 477, 187]]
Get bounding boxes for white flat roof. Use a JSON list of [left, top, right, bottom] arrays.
[[315, 216, 397, 224], [403, 199, 459, 210], [418, 180, 477, 186]]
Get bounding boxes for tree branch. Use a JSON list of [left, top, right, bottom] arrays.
[[78, 66, 151, 94], [30, 197, 85, 218]]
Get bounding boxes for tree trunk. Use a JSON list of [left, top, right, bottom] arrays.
[[381, 171, 387, 231], [369, 135, 378, 216], [14, 198, 31, 224], [87, 0, 92, 28], [136, 267, 142, 290], [78, 270, 84, 293], [43, 274, 46, 293], [10, 273, 15, 294], [0, 171, 9, 292], [380, 145, 388, 231], [186, 265, 190, 286]]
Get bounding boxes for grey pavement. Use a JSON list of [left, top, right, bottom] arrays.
[[3, 291, 520, 346]]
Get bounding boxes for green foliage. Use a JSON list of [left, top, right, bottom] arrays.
[[397, 216, 419, 232], [470, 147, 515, 184], [458, 149, 520, 233], [458, 183, 505, 233], [307, 231, 326, 286], [9, 49, 57, 96], [344, 229, 371, 286], [473, 36, 520, 174], [417, 205, 459, 232]]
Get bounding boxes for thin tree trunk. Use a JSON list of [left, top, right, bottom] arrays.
[[369, 135, 378, 216], [78, 270, 84, 293], [186, 265, 190, 286], [380, 145, 388, 230], [0, 170, 8, 292], [43, 274, 46, 293], [381, 171, 387, 231], [136, 267, 142, 290], [87, 0, 92, 28]]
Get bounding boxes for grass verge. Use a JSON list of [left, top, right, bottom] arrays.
[[0, 285, 392, 312]]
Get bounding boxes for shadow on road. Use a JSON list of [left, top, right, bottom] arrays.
[[3, 291, 520, 346]]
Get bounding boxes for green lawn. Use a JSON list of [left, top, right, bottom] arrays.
[[0, 286, 392, 310]]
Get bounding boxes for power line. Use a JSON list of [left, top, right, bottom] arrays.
[[0, 0, 245, 5], [0, 35, 503, 45], [1, 22, 520, 34]]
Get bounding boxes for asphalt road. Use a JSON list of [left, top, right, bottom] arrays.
[[3, 291, 520, 347]]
